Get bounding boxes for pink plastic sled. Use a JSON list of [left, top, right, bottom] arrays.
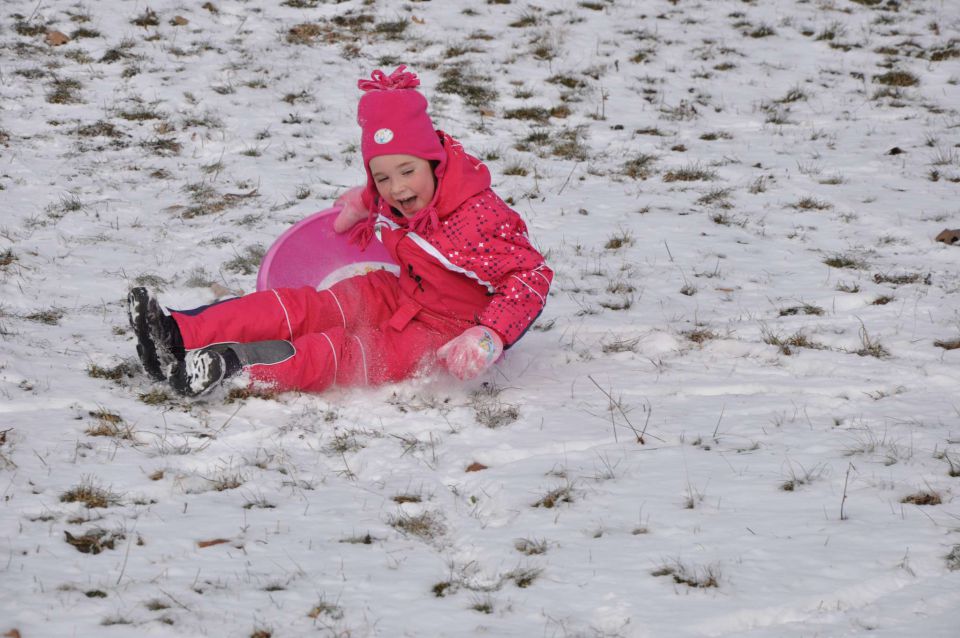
[[256, 207, 397, 292]]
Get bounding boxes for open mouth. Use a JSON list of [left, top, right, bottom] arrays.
[[397, 195, 418, 210]]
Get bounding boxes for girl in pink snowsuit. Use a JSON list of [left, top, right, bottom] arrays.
[[128, 66, 553, 396]]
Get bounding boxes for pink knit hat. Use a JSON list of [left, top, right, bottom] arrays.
[[357, 65, 446, 184]]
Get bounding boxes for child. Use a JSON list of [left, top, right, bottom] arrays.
[[128, 66, 553, 397]]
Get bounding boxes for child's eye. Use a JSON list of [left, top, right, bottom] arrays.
[[402, 170, 413, 176]]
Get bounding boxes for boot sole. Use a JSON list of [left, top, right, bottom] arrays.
[[128, 288, 164, 381]]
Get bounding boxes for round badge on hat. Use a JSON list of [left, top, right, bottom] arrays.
[[374, 128, 394, 144]]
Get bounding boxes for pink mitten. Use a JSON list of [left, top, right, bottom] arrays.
[[333, 186, 368, 233], [437, 326, 504, 380]]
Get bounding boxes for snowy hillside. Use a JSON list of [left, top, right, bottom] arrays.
[[1, 0, 959, 636]]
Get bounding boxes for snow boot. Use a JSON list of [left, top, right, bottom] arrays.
[[127, 287, 185, 381], [169, 345, 241, 397], [169, 340, 294, 397]]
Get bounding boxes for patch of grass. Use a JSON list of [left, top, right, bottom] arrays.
[[599, 296, 633, 311], [47, 78, 83, 104], [101, 616, 133, 626], [140, 137, 181, 156], [602, 335, 640, 354], [509, 12, 539, 28], [698, 188, 733, 208], [930, 43, 960, 62], [307, 599, 344, 622], [607, 281, 636, 295], [71, 27, 101, 39], [25, 308, 65, 325], [660, 100, 699, 121], [100, 44, 138, 64], [503, 106, 551, 123], [61, 479, 121, 508], [87, 362, 135, 382], [533, 484, 574, 508], [748, 25, 776, 38], [502, 163, 529, 176], [791, 197, 831, 210], [323, 429, 365, 455], [663, 163, 717, 182], [853, 325, 890, 359], [548, 127, 589, 161], [816, 21, 846, 41], [116, 107, 162, 121], [131, 9, 160, 28], [780, 462, 824, 491], [340, 533, 375, 545], [901, 491, 942, 506], [871, 295, 894, 306], [65, 528, 124, 554], [529, 32, 560, 61], [86, 409, 134, 439], [243, 496, 276, 510], [699, 131, 733, 141], [286, 23, 324, 45], [76, 121, 125, 138], [432, 580, 456, 597], [763, 329, 824, 356], [505, 567, 542, 588], [651, 561, 720, 588], [622, 153, 657, 179], [211, 473, 244, 492], [873, 272, 931, 286], [470, 596, 495, 614], [444, 44, 485, 58], [779, 304, 824, 317], [776, 87, 807, 103], [874, 71, 919, 87], [514, 537, 548, 555], [836, 281, 861, 293], [748, 176, 768, 194], [946, 545, 960, 570], [604, 229, 633, 250], [823, 254, 867, 270], [546, 74, 586, 90], [388, 510, 446, 540], [374, 20, 408, 39], [14, 67, 47, 80], [436, 65, 498, 109], [682, 327, 718, 345], [138, 389, 172, 405], [16, 20, 50, 36], [819, 174, 846, 185], [222, 244, 267, 276], [471, 382, 520, 428]]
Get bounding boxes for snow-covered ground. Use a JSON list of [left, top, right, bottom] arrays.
[[2, 0, 960, 636]]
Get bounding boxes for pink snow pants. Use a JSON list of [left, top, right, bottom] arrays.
[[170, 271, 473, 393]]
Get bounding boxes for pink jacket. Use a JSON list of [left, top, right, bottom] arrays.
[[353, 132, 553, 346]]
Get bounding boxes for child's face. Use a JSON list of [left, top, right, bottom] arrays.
[[369, 154, 436, 218]]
